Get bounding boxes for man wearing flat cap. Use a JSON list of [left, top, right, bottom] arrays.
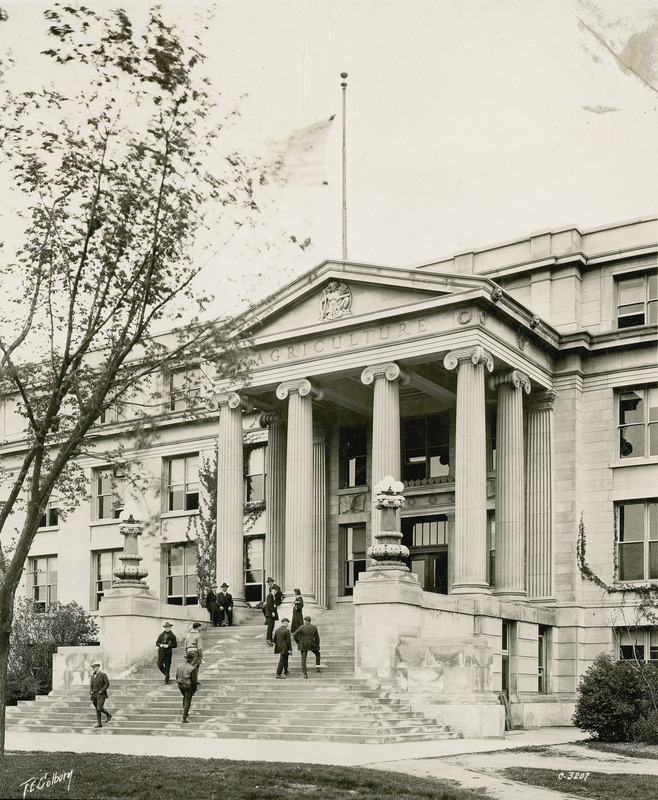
[[89, 660, 112, 728], [217, 582, 233, 626], [155, 621, 177, 684]]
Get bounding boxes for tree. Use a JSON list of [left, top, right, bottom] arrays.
[[0, 5, 265, 755]]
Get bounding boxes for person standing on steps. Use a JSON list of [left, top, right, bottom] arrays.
[[266, 576, 283, 607], [175, 651, 198, 723], [155, 621, 177, 684], [293, 616, 321, 679], [273, 617, 292, 678], [217, 582, 233, 626], [264, 584, 278, 646], [290, 588, 304, 633], [89, 660, 112, 728], [185, 621, 203, 686], [205, 584, 221, 627]]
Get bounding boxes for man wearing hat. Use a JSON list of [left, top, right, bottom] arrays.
[[89, 660, 112, 728], [155, 621, 178, 684], [216, 582, 233, 626], [175, 652, 197, 723], [273, 618, 292, 678], [266, 577, 282, 607]]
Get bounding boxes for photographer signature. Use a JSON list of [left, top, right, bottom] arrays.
[[19, 770, 73, 798]]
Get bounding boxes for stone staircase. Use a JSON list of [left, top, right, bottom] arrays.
[[6, 606, 460, 743]]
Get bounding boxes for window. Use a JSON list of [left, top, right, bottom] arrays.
[[166, 455, 199, 512], [339, 423, 367, 488], [617, 500, 658, 581], [93, 467, 125, 520], [165, 543, 198, 605], [168, 367, 201, 411], [343, 524, 367, 595], [38, 501, 59, 529], [538, 625, 550, 694], [617, 628, 658, 664], [488, 513, 496, 588], [28, 555, 57, 611], [501, 619, 516, 695], [488, 406, 497, 471], [618, 388, 658, 459], [617, 273, 657, 328], [244, 536, 264, 603], [244, 445, 266, 504], [93, 550, 121, 610], [402, 413, 450, 483]]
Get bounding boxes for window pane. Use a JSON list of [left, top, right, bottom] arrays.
[[620, 425, 645, 458], [648, 273, 657, 300], [168, 548, 184, 574], [619, 503, 644, 541], [185, 490, 199, 511], [169, 458, 184, 485], [650, 503, 658, 540], [650, 423, 658, 457], [168, 576, 183, 596], [649, 542, 658, 580], [352, 526, 367, 555], [618, 277, 644, 305], [619, 392, 644, 425], [169, 487, 184, 511], [619, 542, 644, 580]]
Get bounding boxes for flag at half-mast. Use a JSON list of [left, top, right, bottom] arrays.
[[267, 115, 336, 187]]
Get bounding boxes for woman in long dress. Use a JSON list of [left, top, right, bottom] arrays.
[[291, 588, 304, 633]]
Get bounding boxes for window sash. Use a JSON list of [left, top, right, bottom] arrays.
[[167, 455, 199, 511], [165, 544, 198, 605], [617, 275, 656, 328], [618, 500, 658, 581]]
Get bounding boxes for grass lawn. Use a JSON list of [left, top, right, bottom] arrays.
[[0, 752, 488, 800], [580, 741, 658, 761], [501, 767, 657, 800]]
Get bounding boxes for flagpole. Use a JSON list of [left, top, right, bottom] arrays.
[[341, 72, 348, 261]]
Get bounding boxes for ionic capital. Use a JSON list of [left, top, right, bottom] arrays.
[[276, 378, 324, 402], [527, 389, 557, 412], [360, 362, 411, 387], [443, 345, 494, 373], [488, 369, 531, 394], [258, 412, 282, 428], [215, 391, 250, 411]]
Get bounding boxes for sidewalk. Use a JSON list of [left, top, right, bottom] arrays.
[[5, 726, 589, 766]]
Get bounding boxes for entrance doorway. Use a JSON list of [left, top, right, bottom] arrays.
[[402, 515, 449, 593]]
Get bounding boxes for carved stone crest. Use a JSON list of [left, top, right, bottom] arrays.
[[320, 281, 352, 321]]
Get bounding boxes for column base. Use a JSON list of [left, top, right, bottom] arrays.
[[492, 590, 528, 600], [450, 582, 491, 595]]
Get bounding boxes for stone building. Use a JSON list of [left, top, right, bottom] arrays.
[[4, 215, 657, 736]]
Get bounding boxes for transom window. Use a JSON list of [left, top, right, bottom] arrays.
[[617, 273, 657, 329], [617, 628, 658, 664], [93, 467, 125, 520], [339, 423, 367, 489], [28, 555, 57, 611], [166, 455, 199, 512], [618, 388, 658, 459], [402, 413, 450, 483], [168, 367, 201, 411], [617, 499, 658, 582], [165, 543, 198, 605]]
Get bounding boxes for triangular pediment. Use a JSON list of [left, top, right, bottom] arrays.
[[239, 260, 488, 339]]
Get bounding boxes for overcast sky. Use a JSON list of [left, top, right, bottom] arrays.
[[2, 0, 657, 314]]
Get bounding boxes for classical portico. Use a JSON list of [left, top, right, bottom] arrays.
[[213, 263, 557, 610]]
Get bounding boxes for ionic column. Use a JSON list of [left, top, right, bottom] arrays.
[[259, 413, 286, 591], [313, 433, 327, 608], [443, 345, 493, 594], [276, 379, 323, 601], [526, 390, 556, 601], [489, 370, 531, 599], [361, 362, 409, 547], [216, 391, 249, 605]]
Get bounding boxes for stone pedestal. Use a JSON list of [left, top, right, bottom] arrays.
[[97, 586, 163, 673]]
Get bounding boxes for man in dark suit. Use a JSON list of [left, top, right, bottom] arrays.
[[155, 621, 177, 684], [266, 577, 283, 606], [273, 618, 292, 678], [175, 652, 197, 723], [217, 582, 233, 626], [293, 616, 321, 679], [205, 585, 221, 627], [264, 586, 278, 646], [89, 660, 112, 727]]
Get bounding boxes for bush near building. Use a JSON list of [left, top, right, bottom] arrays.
[[7, 598, 98, 705], [573, 652, 658, 742]]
